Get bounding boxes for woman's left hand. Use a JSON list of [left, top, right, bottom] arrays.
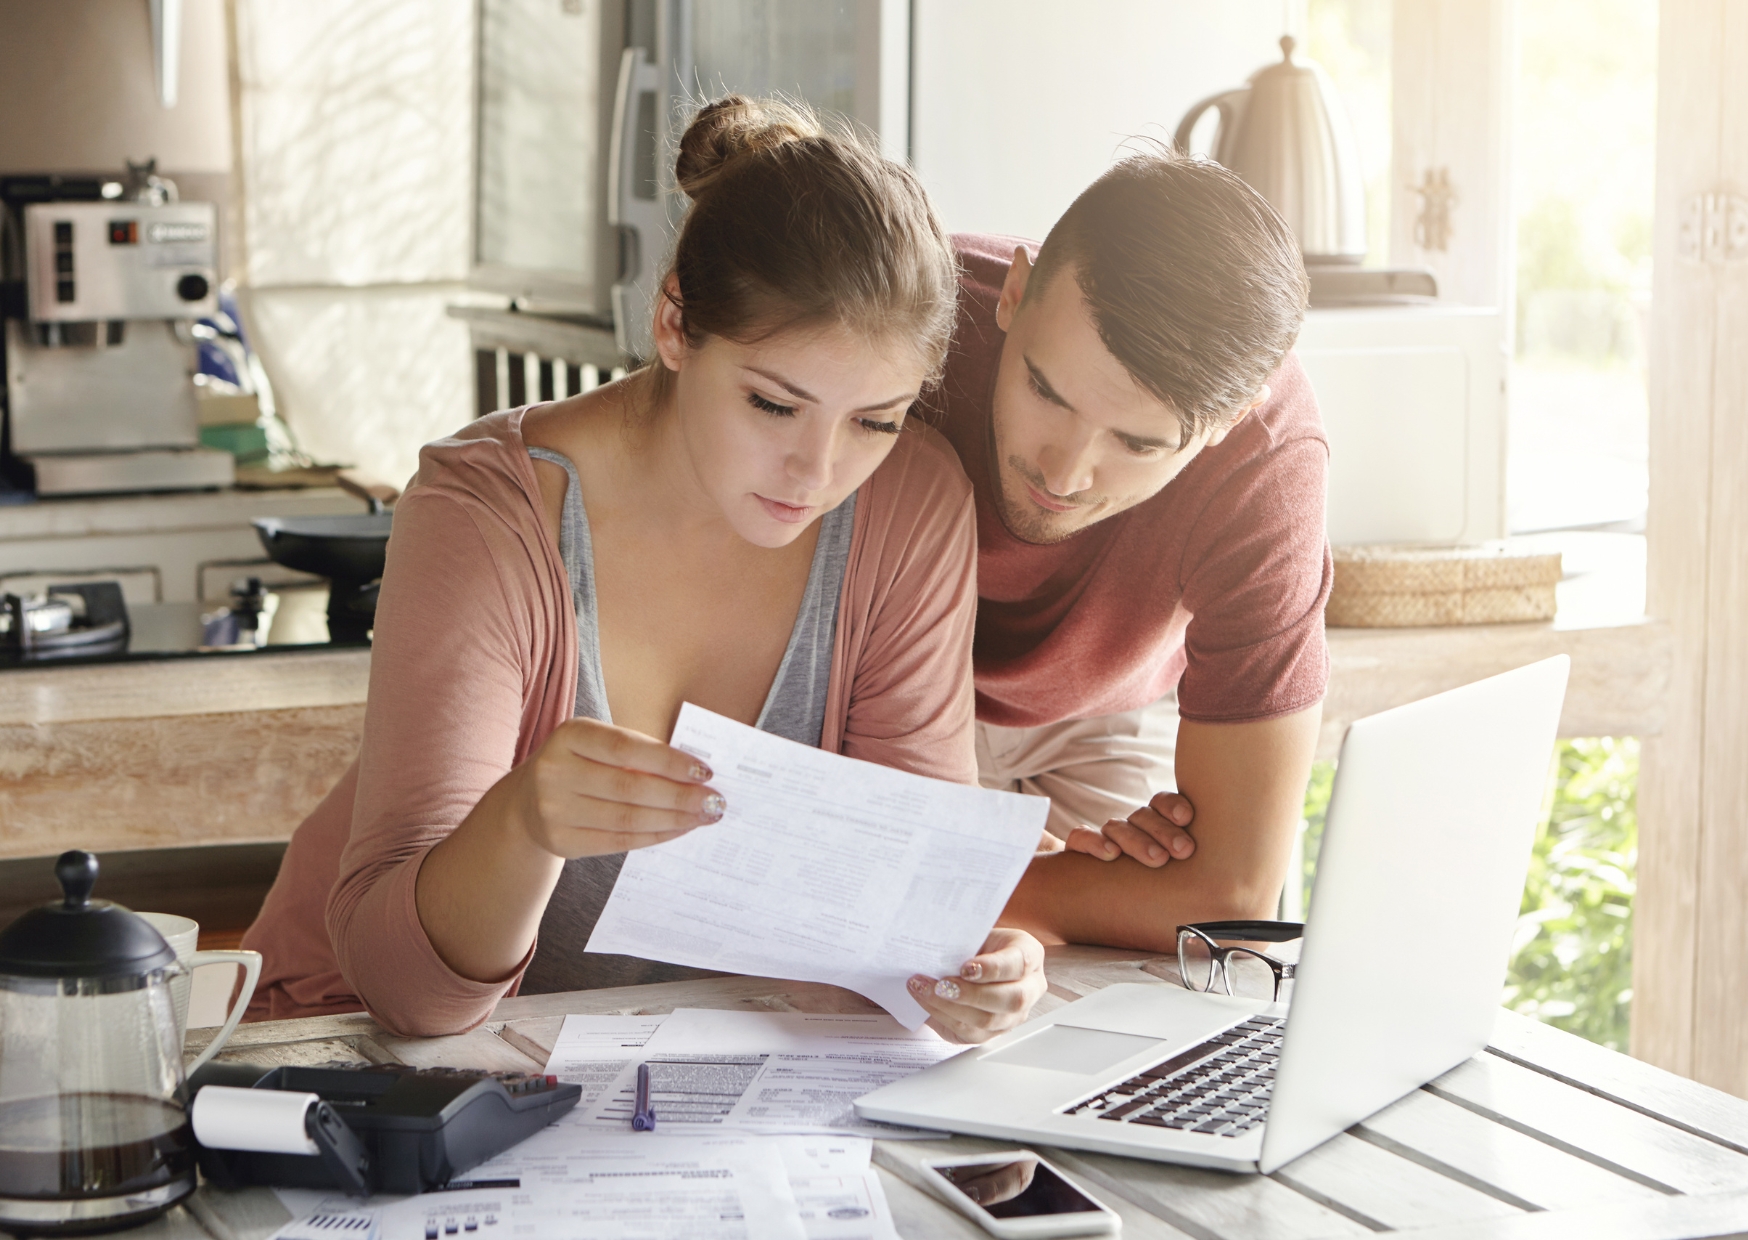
[[909, 928, 1047, 1043]]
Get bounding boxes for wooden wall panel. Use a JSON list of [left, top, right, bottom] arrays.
[[1690, 0, 1748, 1094], [1635, 0, 1748, 1092]]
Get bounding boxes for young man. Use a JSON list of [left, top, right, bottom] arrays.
[[927, 151, 1331, 953]]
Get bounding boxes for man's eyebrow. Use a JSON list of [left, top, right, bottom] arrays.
[[1023, 355, 1075, 411], [1115, 428, 1175, 451], [1027, 354, 1172, 449]]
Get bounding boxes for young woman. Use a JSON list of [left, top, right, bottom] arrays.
[[242, 97, 1048, 1043]]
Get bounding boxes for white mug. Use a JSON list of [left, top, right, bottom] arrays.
[[138, 912, 262, 1074]]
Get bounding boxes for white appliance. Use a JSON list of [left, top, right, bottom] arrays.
[[469, 0, 909, 361], [857, 657, 1569, 1173], [1295, 305, 1506, 547], [5, 198, 234, 496]]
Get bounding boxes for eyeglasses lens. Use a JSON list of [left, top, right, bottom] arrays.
[[1179, 931, 1215, 992], [1223, 949, 1278, 1000]]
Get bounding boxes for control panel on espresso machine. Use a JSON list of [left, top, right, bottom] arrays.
[[3, 192, 234, 496]]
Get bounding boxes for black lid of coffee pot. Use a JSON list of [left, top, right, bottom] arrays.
[[0, 850, 177, 979]]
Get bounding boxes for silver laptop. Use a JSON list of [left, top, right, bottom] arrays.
[[857, 656, 1570, 1174]]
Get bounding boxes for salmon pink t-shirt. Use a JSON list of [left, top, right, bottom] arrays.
[[926, 234, 1332, 729]]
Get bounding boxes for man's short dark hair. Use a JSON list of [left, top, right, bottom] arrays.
[[1029, 147, 1309, 447]]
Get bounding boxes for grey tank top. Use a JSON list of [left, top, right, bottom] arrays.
[[518, 446, 855, 993]]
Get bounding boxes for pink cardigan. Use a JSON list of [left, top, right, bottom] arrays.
[[242, 407, 979, 1035]]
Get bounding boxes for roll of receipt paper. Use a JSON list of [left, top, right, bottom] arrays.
[[192, 1085, 321, 1155]]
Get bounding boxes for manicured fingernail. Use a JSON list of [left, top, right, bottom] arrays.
[[690, 761, 713, 782], [960, 961, 983, 981], [1148, 845, 1165, 862], [964, 1185, 983, 1203], [909, 975, 930, 994], [701, 793, 726, 821], [934, 979, 961, 1001], [1104, 844, 1119, 859]]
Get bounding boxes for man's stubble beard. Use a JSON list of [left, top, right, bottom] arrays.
[[989, 453, 1104, 546], [987, 412, 1094, 545]]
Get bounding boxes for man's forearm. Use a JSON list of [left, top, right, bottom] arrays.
[[1000, 704, 1323, 952], [1003, 850, 1288, 951]]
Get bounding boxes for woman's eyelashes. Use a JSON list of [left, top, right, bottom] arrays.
[[747, 391, 796, 417], [746, 390, 901, 436]]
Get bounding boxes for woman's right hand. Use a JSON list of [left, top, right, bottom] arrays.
[[510, 717, 726, 858]]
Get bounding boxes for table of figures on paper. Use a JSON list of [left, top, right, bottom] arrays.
[[155, 945, 1748, 1240]]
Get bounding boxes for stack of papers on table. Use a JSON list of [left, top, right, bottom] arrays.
[[274, 1133, 891, 1240], [271, 1011, 960, 1240]]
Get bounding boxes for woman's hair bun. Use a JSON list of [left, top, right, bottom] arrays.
[[675, 95, 824, 199]]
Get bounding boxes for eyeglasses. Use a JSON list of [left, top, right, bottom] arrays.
[[1176, 920, 1304, 1002]]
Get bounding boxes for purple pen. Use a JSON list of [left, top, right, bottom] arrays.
[[631, 1062, 655, 1131]]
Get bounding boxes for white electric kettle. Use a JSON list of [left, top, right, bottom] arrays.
[[1175, 35, 1368, 265]]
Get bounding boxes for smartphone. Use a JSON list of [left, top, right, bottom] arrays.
[[919, 1151, 1120, 1238]]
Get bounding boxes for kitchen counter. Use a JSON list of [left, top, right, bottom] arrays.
[[0, 647, 368, 860], [0, 604, 1669, 860], [1321, 614, 1667, 759], [0, 646, 368, 727]]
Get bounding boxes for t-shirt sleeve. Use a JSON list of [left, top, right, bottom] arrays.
[[325, 490, 539, 1035], [836, 435, 980, 784], [1176, 432, 1333, 724]]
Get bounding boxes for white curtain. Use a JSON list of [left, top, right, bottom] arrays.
[[229, 0, 477, 488]]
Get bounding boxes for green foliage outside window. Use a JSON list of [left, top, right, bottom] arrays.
[[1297, 738, 1638, 1051]]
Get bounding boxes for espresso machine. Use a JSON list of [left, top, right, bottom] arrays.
[[1, 170, 235, 496]]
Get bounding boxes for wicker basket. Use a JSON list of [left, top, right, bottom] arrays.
[[1328, 543, 1562, 628]]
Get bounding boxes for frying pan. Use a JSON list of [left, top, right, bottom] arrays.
[[252, 513, 392, 583], [253, 491, 394, 643]]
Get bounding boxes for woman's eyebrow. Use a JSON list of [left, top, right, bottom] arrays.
[[745, 366, 816, 401], [746, 366, 915, 413]]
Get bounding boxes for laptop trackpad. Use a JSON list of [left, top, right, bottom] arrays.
[[983, 1025, 1160, 1074]]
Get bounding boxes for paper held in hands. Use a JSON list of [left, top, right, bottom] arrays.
[[585, 704, 1049, 1028]]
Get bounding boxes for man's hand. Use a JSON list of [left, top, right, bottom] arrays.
[[1063, 791, 1197, 867], [1001, 705, 1322, 953]]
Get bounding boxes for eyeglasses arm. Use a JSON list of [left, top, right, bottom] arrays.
[[1178, 919, 1304, 943]]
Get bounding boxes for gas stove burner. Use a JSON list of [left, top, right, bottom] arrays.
[[0, 581, 130, 661]]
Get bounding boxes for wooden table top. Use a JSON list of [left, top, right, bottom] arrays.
[[161, 945, 1748, 1240]]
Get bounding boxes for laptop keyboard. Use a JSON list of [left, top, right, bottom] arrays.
[[1063, 1016, 1285, 1138]]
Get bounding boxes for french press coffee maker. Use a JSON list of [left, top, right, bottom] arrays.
[[0, 851, 198, 1234]]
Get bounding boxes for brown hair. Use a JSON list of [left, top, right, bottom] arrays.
[[1028, 147, 1309, 447], [643, 96, 958, 404]]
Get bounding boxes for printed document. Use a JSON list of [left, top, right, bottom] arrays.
[[539, 1013, 665, 1114], [270, 1133, 895, 1240], [272, 1133, 806, 1240], [586, 704, 1048, 1027], [552, 1009, 961, 1137]]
